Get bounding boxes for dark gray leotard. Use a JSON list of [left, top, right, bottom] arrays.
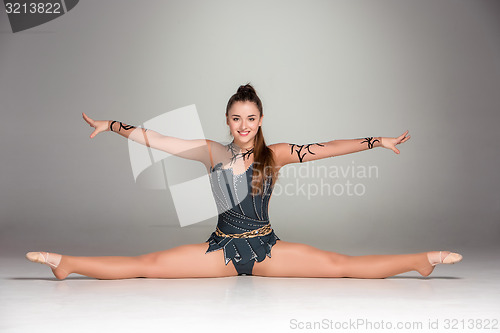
[[205, 161, 280, 275]]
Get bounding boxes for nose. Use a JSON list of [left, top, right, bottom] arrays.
[[239, 121, 249, 130]]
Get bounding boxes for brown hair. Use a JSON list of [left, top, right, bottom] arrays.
[[226, 83, 279, 195]]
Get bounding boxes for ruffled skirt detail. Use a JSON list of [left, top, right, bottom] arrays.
[[205, 230, 280, 266]]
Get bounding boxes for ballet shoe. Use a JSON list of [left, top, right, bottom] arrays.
[[427, 251, 463, 267], [26, 251, 61, 269]]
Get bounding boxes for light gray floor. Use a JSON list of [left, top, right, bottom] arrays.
[[1, 246, 499, 333]]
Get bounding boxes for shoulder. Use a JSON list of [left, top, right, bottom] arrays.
[[205, 139, 227, 151], [267, 142, 290, 153], [268, 142, 292, 157], [267, 143, 292, 168], [204, 139, 230, 166]]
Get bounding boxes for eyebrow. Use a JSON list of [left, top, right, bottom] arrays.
[[231, 114, 257, 117]]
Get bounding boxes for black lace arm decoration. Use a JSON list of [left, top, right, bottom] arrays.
[[109, 121, 146, 132], [288, 143, 325, 163], [227, 142, 254, 165], [360, 137, 380, 149]]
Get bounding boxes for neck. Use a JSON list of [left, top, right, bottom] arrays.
[[232, 139, 254, 152]]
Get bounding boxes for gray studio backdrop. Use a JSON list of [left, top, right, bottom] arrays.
[[1, 0, 499, 259]]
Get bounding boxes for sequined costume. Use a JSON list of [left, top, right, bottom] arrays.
[[205, 160, 280, 275]]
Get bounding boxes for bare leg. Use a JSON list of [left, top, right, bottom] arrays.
[[56, 254, 150, 280], [337, 253, 433, 278], [37, 243, 238, 280], [253, 241, 439, 278]]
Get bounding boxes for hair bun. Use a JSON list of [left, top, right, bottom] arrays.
[[237, 84, 256, 95]]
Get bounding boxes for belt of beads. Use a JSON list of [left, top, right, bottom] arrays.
[[215, 224, 272, 239]]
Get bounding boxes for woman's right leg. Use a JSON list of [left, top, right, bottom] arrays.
[[48, 243, 238, 280]]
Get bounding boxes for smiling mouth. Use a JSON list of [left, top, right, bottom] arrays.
[[238, 131, 250, 136]]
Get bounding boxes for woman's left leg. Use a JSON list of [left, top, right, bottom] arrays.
[[252, 240, 435, 278]]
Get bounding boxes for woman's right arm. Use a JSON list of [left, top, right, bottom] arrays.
[[82, 112, 213, 166]]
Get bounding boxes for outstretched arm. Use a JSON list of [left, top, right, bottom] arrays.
[[82, 112, 212, 166], [270, 131, 410, 167]]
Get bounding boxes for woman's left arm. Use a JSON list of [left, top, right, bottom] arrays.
[[270, 131, 410, 166]]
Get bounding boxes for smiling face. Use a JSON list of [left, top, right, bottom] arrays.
[[226, 101, 263, 149]]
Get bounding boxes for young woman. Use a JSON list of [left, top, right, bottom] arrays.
[[26, 84, 462, 280]]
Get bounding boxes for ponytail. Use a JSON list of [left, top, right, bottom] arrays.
[[226, 83, 279, 195]]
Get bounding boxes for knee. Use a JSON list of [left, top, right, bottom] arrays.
[[328, 253, 351, 277], [332, 253, 350, 262], [136, 253, 159, 266], [135, 253, 162, 278]]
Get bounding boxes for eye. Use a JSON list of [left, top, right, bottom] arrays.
[[232, 118, 239, 121], [249, 118, 255, 121]]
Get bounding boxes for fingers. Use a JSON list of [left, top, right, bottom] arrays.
[[389, 131, 410, 154], [82, 112, 94, 127], [396, 131, 410, 146], [398, 130, 409, 140]]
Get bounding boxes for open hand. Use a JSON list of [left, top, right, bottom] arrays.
[[82, 112, 109, 139], [381, 130, 411, 154]]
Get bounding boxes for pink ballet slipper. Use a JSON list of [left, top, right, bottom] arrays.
[[26, 251, 61, 269], [428, 251, 463, 267]]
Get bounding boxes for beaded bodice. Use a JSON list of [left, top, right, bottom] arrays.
[[204, 142, 280, 265]]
